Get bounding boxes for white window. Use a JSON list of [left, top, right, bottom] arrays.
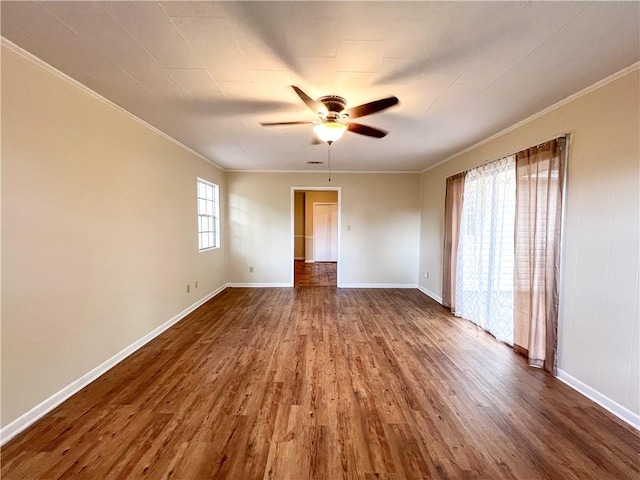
[[197, 178, 219, 251]]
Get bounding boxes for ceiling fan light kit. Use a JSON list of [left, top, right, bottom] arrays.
[[313, 121, 347, 144], [261, 86, 399, 146]]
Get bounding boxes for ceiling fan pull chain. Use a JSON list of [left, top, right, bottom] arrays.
[[328, 144, 332, 182]]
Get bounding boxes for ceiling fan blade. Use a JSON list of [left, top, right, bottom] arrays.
[[175, 98, 293, 116], [232, 3, 301, 75], [260, 121, 315, 126], [311, 137, 322, 145], [347, 123, 388, 138], [344, 96, 399, 119], [291, 86, 324, 114]]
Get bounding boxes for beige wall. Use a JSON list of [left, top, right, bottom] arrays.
[[293, 192, 305, 259], [418, 70, 640, 415], [227, 173, 421, 286], [1, 47, 227, 427]]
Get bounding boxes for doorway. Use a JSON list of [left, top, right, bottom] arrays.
[[313, 203, 338, 262], [291, 187, 341, 287]]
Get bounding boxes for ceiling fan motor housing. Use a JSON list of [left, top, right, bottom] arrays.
[[318, 95, 348, 120]]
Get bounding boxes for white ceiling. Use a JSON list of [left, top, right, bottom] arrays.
[[2, 1, 639, 172]]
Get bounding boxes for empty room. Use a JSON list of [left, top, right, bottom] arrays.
[[1, 1, 639, 479]]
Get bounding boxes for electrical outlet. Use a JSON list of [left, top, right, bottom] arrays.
[[186, 284, 190, 293], [424, 272, 429, 279], [249, 266, 254, 273]]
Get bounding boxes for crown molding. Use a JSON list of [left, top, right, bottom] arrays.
[[225, 169, 420, 174], [1, 37, 225, 171], [421, 61, 640, 174]]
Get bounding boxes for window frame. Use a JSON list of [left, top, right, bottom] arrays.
[[196, 178, 220, 252]]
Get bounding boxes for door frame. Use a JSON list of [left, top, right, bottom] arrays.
[[291, 187, 342, 287]]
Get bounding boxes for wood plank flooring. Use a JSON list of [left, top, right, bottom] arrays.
[[2, 287, 638, 479], [294, 260, 337, 286]]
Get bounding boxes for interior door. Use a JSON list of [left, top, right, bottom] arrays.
[[313, 203, 338, 262]]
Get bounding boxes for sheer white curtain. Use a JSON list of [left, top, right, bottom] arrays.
[[455, 156, 516, 345]]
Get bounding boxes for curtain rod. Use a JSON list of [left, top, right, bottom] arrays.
[[447, 133, 570, 180]]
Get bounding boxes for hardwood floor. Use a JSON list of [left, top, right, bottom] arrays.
[[2, 287, 638, 479], [294, 260, 337, 286]]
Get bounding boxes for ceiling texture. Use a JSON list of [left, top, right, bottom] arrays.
[[2, 1, 639, 172]]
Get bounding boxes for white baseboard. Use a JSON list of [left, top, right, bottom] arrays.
[[0, 284, 228, 446], [556, 369, 639, 430], [304, 260, 314, 264], [294, 257, 305, 260], [227, 283, 292, 288], [338, 283, 418, 289], [417, 285, 443, 304]]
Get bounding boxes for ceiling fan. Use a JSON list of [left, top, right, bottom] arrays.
[[260, 86, 399, 144]]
